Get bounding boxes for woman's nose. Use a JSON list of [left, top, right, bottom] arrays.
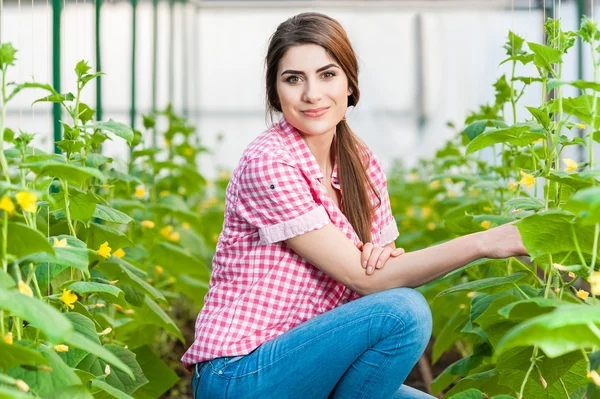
[[302, 81, 323, 103]]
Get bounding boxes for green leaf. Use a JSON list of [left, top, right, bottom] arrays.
[[546, 170, 594, 190], [445, 369, 514, 398], [437, 273, 528, 298], [7, 345, 80, 395], [6, 81, 57, 103], [32, 162, 106, 185], [87, 223, 134, 255], [516, 210, 600, 263], [82, 120, 134, 144], [21, 246, 90, 272], [90, 380, 134, 399], [447, 388, 486, 399], [0, 341, 47, 369], [554, 95, 600, 126], [68, 281, 125, 302], [32, 92, 75, 104], [473, 295, 519, 348], [44, 385, 94, 399], [131, 345, 179, 398], [564, 186, 600, 225], [0, 286, 72, 342], [525, 106, 552, 130], [77, 102, 96, 124], [133, 296, 184, 343], [527, 42, 562, 71], [0, 385, 33, 399], [92, 204, 134, 224], [432, 307, 469, 364], [497, 347, 589, 398], [431, 355, 484, 394], [0, 269, 16, 289], [465, 123, 545, 155], [58, 313, 101, 368], [498, 298, 560, 320], [97, 259, 167, 305], [2, 222, 55, 259], [151, 242, 210, 280], [505, 197, 545, 211], [75, 60, 92, 78], [496, 304, 600, 358], [80, 344, 148, 394], [64, 333, 134, 379]]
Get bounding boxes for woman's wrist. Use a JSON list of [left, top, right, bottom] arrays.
[[471, 230, 490, 259]]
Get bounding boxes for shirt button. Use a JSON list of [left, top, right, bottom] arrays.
[[342, 298, 348, 304], [218, 370, 223, 374]]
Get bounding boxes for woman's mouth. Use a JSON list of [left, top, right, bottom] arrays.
[[302, 107, 329, 118]]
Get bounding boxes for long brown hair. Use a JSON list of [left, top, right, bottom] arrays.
[[264, 12, 381, 244]]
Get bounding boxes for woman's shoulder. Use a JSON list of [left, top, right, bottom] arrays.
[[239, 121, 295, 165]]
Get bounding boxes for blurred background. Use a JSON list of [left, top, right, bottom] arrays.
[[1, 0, 597, 179]]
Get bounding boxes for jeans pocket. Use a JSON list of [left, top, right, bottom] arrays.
[[192, 362, 210, 398], [210, 355, 245, 377]]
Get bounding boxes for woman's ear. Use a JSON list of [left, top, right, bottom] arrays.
[[348, 87, 353, 96]]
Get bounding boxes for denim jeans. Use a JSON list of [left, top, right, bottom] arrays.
[[191, 287, 434, 398]]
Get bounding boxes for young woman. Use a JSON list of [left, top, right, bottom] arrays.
[[181, 12, 528, 399]]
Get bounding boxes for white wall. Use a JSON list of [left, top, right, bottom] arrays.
[[1, 1, 597, 178]]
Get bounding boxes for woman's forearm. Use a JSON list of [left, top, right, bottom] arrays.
[[356, 232, 487, 295]]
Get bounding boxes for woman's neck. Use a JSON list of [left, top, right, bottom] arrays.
[[300, 128, 336, 178]]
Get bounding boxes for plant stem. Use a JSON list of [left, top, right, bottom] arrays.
[[519, 346, 538, 399], [61, 179, 76, 237], [0, 67, 12, 184]]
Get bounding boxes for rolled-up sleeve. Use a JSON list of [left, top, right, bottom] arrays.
[[369, 153, 399, 246], [235, 155, 331, 245]]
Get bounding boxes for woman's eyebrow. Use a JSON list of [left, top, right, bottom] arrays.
[[281, 64, 339, 76]]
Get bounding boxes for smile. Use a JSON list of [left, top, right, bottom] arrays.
[[302, 107, 329, 118]]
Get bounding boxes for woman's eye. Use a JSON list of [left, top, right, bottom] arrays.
[[286, 76, 299, 83], [323, 71, 336, 78]]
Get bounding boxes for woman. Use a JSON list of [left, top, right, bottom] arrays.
[[182, 12, 528, 399]]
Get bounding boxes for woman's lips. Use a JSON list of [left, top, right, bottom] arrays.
[[302, 107, 329, 118]]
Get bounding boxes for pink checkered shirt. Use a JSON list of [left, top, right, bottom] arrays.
[[181, 117, 399, 370]]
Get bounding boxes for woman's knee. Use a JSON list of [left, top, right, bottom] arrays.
[[368, 287, 433, 342]]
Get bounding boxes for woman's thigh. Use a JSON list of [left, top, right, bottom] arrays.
[[192, 287, 433, 399]]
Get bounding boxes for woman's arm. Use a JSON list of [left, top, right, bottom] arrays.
[[284, 222, 526, 296]]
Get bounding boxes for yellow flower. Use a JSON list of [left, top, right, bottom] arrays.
[[219, 170, 230, 180], [109, 280, 118, 285], [159, 190, 169, 198], [0, 195, 15, 214], [562, 158, 578, 172], [429, 180, 440, 189], [160, 225, 173, 239], [141, 220, 155, 229], [169, 232, 180, 242], [113, 304, 123, 311], [576, 123, 587, 129], [134, 187, 145, 198], [95, 303, 106, 308], [552, 287, 560, 294], [421, 206, 432, 218], [105, 365, 111, 376], [52, 237, 68, 248], [407, 173, 419, 183], [576, 289, 589, 300], [182, 222, 190, 230], [427, 222, 436, 231], [405, 207, 415, 217], [588, 370, 600, 386], [512, 208, 523, 214], [164, 138, 171, 146], [125, 309, 135, 315], [15, 191, 37, 213], [447, 191, 457, 198], [99, 328, 112, 336], [60, 288, 77, 309], [480, 221, 491, 230], [590, 271, 600, 295], [18, 280, 33, 297], [155, 265, 164, 274], [518, 170, 535, 191], [508, 181, 517, 191], [3, 332, 13, 344], [552, 263, 567, 271], [568, 271, 576, 279], [483, 206, 492, 212], [99, 184, 111, 189], [15, 380, 29, 393], [467, 291, 477, 298], [54, 344, 69, 352], [471, 188, 479, 197], [97, 241, 111, 258], [113, 248, 125, 258], [184, 148, 194, 156], [533, 138, 544, 145]]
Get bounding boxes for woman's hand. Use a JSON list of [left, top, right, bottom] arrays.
[[480, 223, 529, 259], [356, 241, 405, 275]]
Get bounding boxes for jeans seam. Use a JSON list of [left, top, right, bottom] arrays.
[[357, 314, 406, 398], [225, 312, 408, 380]]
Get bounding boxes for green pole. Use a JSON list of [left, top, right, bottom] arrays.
[[52, 0, 62, 154], [576, 0, 586, 161], [182, 0, 189, 118], [152, 0, 158, 147], [95, 0, 103, 123], [130, 0, 137, 130]]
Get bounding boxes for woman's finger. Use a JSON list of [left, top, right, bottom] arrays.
[[361, 242, 374, 269], [374, 247, 394, 270], [366, 246, 385, 275], [390, 247, 405, 257]]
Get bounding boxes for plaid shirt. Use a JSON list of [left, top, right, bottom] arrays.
[[181, 117, 399, 369]]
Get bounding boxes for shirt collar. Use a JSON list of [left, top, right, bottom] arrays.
[[277, 116, 338, 182]]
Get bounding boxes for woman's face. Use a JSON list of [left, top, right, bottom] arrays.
[[276, 44, 352, 138]]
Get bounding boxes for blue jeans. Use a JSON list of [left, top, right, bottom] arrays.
[[191, 287, 434, 398]]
